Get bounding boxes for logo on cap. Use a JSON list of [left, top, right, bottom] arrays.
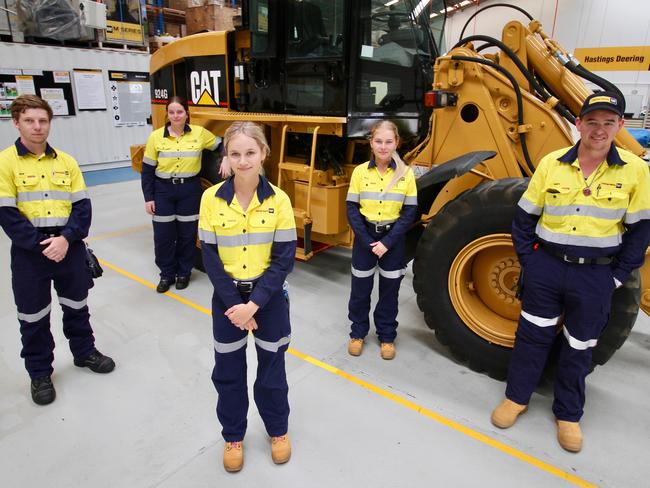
[[589, 96, 618, 106]]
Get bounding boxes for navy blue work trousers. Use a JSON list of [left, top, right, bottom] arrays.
[[211, 288, 291, 442], [152, 177, 201, 279], [348, 232, 406, 343], [11, 240, 95, 379], [505, 247, 616, 421]]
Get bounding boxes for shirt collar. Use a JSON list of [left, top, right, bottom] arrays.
[[368, 158, 397, 170], [163, 123, 192, 138], [557, 141, 626, 166], [214, 175, 276, 205], [14, 138, 57, 158]]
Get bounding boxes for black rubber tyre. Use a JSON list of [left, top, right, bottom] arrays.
[[194, 149, 225, 272], [412, 178, 639, 380]]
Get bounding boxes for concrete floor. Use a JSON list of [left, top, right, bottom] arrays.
[[1, 179, 649, 488]]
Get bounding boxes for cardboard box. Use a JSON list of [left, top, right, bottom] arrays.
[[186, 4, 237, 34]]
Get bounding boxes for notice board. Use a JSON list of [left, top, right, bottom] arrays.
[[0, 68, 76, 117]]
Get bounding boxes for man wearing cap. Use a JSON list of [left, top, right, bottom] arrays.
[[490, 91, 650, 452]]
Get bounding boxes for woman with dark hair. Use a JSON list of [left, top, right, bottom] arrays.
[[141, 96, 230, 292]]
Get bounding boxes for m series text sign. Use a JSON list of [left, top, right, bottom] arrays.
[[574, 46, 650, 71]]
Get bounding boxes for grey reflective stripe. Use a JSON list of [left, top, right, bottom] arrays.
[[351, 265, 376, 278], [58, 297, 87, 309], [158, 150, 202, 159], [177, 214, 199, 222], [380, 193, 406, 202], [536, 225, 622, 248], [199, 229, 217, 244], [346, 193, 360, 203], [274, 228, 297, 242], [543, 204, 625, 220], [518, 198, 543, 216], [18, 190, 71, 202], [254, 335, 291, 353], [143, 156, 157, 166], [17, 303, 51, 323], [71, 190, 89, 202], [30, 216, 68, 227], [563, 327, 597, 350], [208, 137, 221, 151], [214, 336, 248, 354], [378, 267, 406, 279], [521, 310, 561, 328], [625, 209, 650, 224], [217, 232, 274, 247], [0, 197, 16, 207], [155, 170, 198, 178], [404, 196, 418, 205], [367, 218, 398, 225], [152, 214, 176, 222]]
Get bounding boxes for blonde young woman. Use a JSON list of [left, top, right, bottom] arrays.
[[346, 120, 418, 359], [198, 122, 296, 472]]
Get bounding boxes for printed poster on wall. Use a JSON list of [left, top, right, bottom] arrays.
[[72, 69, 107, 110], [108, 70, 150, 127], [104, 0, 145, 45]]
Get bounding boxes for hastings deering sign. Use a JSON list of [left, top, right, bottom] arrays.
[[574, 46, 650, 71]]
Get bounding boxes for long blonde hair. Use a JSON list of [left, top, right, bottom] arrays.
[[369, 120, 408, 193], [223, 121, 270, 159]]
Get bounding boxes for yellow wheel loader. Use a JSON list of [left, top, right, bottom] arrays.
[[131, 0, 650, 379]]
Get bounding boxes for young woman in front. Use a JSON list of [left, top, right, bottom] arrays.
[[198, 122, 296, 472], [345, 120, 418, 359]]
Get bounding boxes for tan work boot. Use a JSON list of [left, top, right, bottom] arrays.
[[380, 342, 395, 360], [557, 420, 582, 452], [271, 434, 291, 464], [348, 338, 364, 356], [223, 441, 243, 472], [491, 398, 528, 428]]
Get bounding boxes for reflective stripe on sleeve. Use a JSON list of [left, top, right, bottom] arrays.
[[624, 209, 650, 224], [17, 303, 51, 323], [58, 297, 88, 309], [346, 193, 360, 203], [351, 265, 376, 278], [563, 327, 598, 350], [208, 138, 221, 151], [0, 197, 17, 207], [521, 310, 561, 327], [199, 229, 217, 244], [378, 266, 407, 279], [143, 156, 157, 166], [71, 190, 89, 202], [404, 196, 418, 205], [518, 198, 543, 216], [254, 335, 291, 353], [274, 228, 297, 242], [214, 336, 248, 354]]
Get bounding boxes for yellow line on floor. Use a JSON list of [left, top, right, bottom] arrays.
[[98, 257, 596, 488], [86, 224, 150, 243]]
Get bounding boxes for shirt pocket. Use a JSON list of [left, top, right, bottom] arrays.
[[543, 186, 575, 206], [593, 189, 629, 209], [14, 173, 39, 191], [210, 215, 241, 233], [249, 211, 277, 232], [50, 170, 72, 190]]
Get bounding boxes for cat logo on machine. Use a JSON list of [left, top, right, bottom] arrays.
[[190, 70, 222, 106]]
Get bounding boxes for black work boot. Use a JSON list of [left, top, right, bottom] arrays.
[[156, 277, 175, 293], [31, 375, 56, 405], [175, 275, 190, 290], [74, 350, 116, 373]]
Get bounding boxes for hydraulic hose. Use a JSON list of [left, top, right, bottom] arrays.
[[453, 35, 576, 124], [459, 3, 533, 42], [570, 63, 625, 104], [451, 55, 536, 174]]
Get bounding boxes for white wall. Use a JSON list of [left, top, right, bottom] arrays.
[[0, 42, 151, 169], [443, 0, 650, 116]]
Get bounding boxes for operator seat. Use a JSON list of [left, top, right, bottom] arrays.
[[288, 1, 327, 57]]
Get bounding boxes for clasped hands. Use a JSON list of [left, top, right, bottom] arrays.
[[225, 301, 260, 331], [370, 241, 388, 258], [40, 235, 69, 263]]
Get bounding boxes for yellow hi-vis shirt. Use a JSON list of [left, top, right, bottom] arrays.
[[143, 123, 219, 179], [346, 160, 418, 224], [519, 144, 650, 249], [0, 142, 88, 228], [198, 177, 297, 281]]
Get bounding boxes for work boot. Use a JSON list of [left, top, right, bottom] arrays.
[[380, 342, 395, 360], [348, 338, 364, 356], [271, 434, 291, 464], [175, 275, 190, 290], [491, 398, 528, 428], [223, 441, 243, 472], [74, 350, 116, 374], [156, 277, 175, 293], [557, 420, 582, 452], [31, 375, 56, 405]]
